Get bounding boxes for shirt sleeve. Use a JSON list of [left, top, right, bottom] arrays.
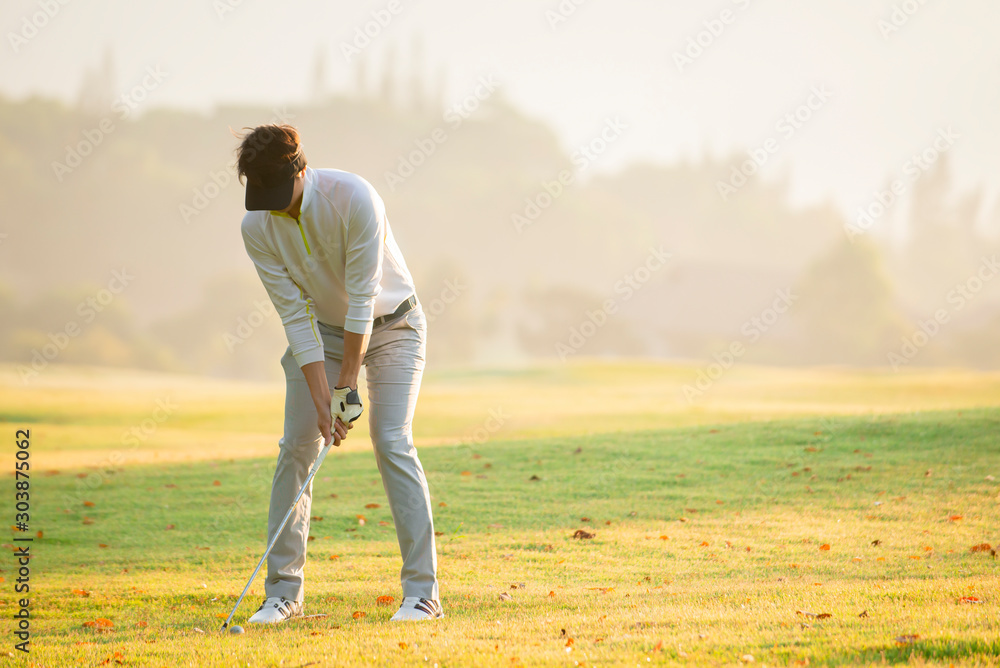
[[343, 183, 386, 335], [241, 216, 325, 367]]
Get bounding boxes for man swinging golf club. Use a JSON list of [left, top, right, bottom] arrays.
[[234, 124, 442, 624]]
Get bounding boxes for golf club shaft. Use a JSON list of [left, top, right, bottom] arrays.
[[221, 441, 333, 630]]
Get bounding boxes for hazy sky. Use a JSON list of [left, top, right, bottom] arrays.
[[3, 0, 997, 223]]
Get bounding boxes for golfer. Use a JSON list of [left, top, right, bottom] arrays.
[[234, 124, 442, 624]]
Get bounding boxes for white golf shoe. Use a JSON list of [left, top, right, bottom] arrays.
[[247, 596, 303, 624], [390, 597, 444, 621]]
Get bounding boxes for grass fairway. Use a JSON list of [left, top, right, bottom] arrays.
[[2, 361, 999, 666]]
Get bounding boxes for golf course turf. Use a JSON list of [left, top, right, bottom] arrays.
[[2, 361, 998, 666]]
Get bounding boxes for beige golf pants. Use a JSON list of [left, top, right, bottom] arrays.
[[264, 304, 439, 603]]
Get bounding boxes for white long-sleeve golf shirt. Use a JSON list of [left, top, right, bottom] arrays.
[[240, 167, 417, 368]]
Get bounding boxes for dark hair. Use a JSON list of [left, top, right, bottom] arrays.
[[234, 124, 305, 186]]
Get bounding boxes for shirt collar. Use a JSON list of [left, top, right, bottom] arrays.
[[269, 166, 315, 219]]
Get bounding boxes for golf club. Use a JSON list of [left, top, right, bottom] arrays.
[[220, 440, 334, 632]]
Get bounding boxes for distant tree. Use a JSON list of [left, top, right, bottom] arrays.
[[77, 46, 116, 115], [517, 286, 646, 360], [792, 239, 908, 365], [309, 45, 328, 103]]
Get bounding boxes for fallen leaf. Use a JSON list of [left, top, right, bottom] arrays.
[[212, 480, 221, 486], [528, 475, 541, 481], [72, 589, 90, 597], [136, 621, 148, 628], [98, 543, 109, 548], [83, 618, 114, 629], [82, 518, 95, 525], [958, 597, 982, 604], [434, 531, 445, 536], [83, 501, 95, 507], [398, 642, 408, 649], [970, 543, 992, 553], [311, 516, 324, 521], [572, 529, 595, 539], [377, 595, 395, 606], [36, 530, 43, 539], [329, 554, 339, 560], [548, 591, 556, 597], [499, 592, 513, 601], [165, 525, 175, 531], [580, 517, 590, 522], [858, 610, 869, 618], [819, 544, 831, 551], [659, 535, 669, 540], [352, 611, 366, 619], [871, 540, 882, 546], [700, 541, 710, 547], [460, 471, 472, 476], [948, 515, 963, 522], [438, 502, 447, 507], [895, 634, 919, 645], [365, 503, 381, 509]]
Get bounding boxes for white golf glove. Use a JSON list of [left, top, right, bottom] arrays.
[[331, 386, 364, 427]]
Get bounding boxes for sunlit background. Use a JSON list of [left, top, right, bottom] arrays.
[[2, 0, 998, 382]]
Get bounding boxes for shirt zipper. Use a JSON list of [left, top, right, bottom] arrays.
[[294, 217, 312, 255]]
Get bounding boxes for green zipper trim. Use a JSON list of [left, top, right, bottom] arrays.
[[297, 284, 322, 348], [296, 220, 312, 255]]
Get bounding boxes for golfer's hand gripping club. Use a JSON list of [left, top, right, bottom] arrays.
[[330, 386, 363, 445]]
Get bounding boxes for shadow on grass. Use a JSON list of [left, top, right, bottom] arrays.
[[818, 637, 1000, 666]]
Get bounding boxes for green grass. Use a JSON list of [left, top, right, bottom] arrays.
[[1, 362, 999, 666]]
